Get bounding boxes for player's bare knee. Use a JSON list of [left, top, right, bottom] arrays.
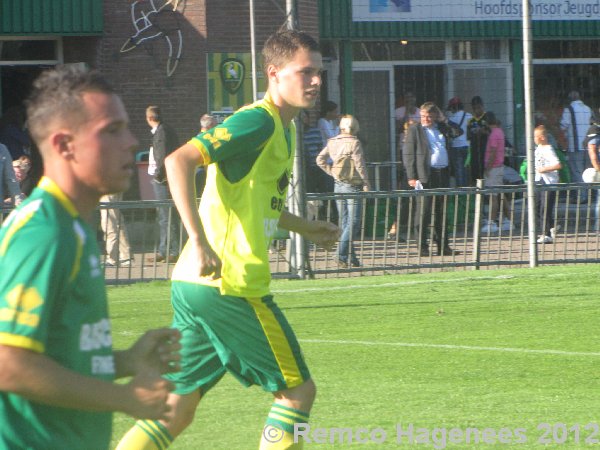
[[273, 379, 316, 411]]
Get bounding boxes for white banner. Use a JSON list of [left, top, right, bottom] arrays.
[[353, 0, 600, 21]]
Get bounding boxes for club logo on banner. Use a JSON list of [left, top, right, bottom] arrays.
[[220, 58, 245, 94]]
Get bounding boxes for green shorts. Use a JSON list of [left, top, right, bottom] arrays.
[[166, 281, 311, 395]]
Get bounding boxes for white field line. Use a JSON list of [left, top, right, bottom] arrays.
[[299, 338, 600, 358], [272, 270, 599, 294], [272, 275, 518, 294]]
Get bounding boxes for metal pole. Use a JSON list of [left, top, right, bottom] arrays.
[[249, 0, 258, 101], [472, 179, 484, 270], [523, 0, 538, 267], [286, 0, 306, 278]]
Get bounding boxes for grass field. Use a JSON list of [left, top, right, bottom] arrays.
[[109, 265, 600, 449]]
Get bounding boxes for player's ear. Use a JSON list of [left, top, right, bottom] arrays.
[[49, 131, 75, 159], [266, 64, 279, 83]]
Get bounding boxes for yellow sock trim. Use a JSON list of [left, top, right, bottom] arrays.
[[115, 420, 173, 450], [260, 425, 303, 450]]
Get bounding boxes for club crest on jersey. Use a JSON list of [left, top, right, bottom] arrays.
[[220, 58, 245, 94]]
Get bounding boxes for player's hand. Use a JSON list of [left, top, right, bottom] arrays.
[[123, 373, 174, 420], [303, 220, 340, 251], [190, 240, 222, 279], [127, 328, 181, 375]]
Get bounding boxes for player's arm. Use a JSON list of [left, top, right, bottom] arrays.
[[165, 141, 221, 278], [0, 344, 173, 420], [278, 210, 339, 250]]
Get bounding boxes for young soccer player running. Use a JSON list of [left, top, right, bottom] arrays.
[[116, 30, 339, 450], [0, 66, 181, 449]]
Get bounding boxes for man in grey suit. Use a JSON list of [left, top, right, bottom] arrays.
[[403, 102, 460, 257]]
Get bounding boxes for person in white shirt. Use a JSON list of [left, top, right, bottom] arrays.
[[318, 100, 339, 144], [560, 91, 592, 189], [446, 97, 472, 187], [534, 125, 562, 244]]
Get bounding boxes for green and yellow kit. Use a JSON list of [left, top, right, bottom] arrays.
[[169, 94, 310, 395], [0, 177, 114, 450]]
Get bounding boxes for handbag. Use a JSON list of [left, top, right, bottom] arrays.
[[331, 154, 359, 184]]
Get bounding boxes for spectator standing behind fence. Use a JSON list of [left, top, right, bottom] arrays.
[[403, 102, 460, 257], [317, 115, 371, 268], [560, 91, 592, 198], [534, 125, 562, 244], [318, 100, 339, 144], [395, 92, 421, 152], [467, 96, 492, 185], [301, 109, 329, 193], [585, 118, 600, 230], [100, 193, 133, 267], [481, 112, 513, 233], [0, 142, 23, 206], [446, 97, 472, 187], [11, 156, 30, 188], [146, 106, 180, 263]]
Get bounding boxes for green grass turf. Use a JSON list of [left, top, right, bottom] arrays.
[[109, 265, 600, 449]]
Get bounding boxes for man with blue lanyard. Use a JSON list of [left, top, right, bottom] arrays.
[[403, 102, 460, 257]]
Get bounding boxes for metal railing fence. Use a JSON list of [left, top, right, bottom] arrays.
[[2, 183, 599, 284]]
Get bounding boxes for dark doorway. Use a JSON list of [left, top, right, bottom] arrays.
[[394, 65, 445, 108], [1, 66, 45, 113]]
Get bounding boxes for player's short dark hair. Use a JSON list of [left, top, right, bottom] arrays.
[[26, 65, 114, 144], [262, 30, 319, 75]]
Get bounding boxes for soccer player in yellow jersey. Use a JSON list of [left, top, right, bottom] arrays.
[[116, 30, 339, 450]]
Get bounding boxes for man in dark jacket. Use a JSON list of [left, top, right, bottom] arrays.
[[146, 105, 180, 262], [403, 102, 460, 257]]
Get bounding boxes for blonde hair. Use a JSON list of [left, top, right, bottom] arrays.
[[534, 125, 547, 136], [339, 115, 359, 135]]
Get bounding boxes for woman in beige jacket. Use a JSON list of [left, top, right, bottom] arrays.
[[316, 115, 370, 267]]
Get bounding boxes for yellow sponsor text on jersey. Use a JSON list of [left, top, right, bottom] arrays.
[[0, 284, 42, 327]]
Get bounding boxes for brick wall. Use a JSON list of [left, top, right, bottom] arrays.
[[61, 0, 320, 197], [96, 0, 209, 149]]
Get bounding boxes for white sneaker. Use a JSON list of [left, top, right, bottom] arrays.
[[537, 235, 553, 244], [500, 218, 514, 232], [550, 224, 561, 239], [481, 220, 499, 233]]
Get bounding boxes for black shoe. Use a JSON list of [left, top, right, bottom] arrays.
[[419, 246, 430, 256], [438, 246, 460, 256], [350, 257, 361, 267]]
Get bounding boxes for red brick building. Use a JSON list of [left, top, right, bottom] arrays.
[[0, 0, 319, 193]]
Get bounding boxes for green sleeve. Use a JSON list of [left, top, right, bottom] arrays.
[[0, 222, 68, 352], [192, 108, 275, 183]]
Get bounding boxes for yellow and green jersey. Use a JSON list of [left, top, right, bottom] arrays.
[[172, 93, 295, 298], [0, 177, 114, 450]]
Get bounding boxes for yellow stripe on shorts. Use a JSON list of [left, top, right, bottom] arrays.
[[247, 297, 304, 388]]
